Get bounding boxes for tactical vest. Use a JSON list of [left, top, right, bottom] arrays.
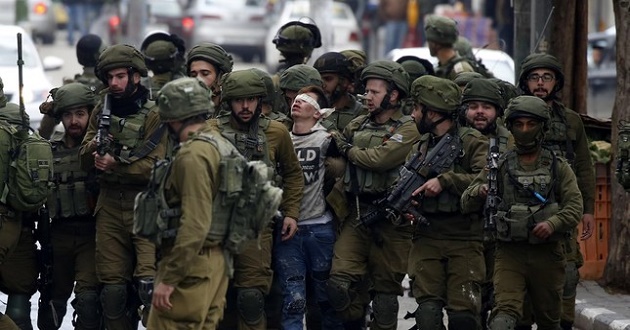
[[343, 115, 413, 195], [109, 104, 153, 161], [321, 100, 363, 132], [217, 115, 273, 167], [48, 140, 97, 219], [418, 128, 467, 214], [135, 130, 281, 255], [543, 105, 575, 166], [495, 148, 561, 243]]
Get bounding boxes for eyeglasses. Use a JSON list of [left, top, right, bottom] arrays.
[[527, 73, 555, 82]]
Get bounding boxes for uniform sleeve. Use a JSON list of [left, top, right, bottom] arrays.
[[270, 124, 304, 220], [437, 133, 488, 196], [570, 115, 596, 215], [159, 143, 221, 285], [546, 160, 583, 233], [460, 170, 488, 214], [109, 110, 167, 182], [79, 104, 99, 171], [346, 121, 420, 172]]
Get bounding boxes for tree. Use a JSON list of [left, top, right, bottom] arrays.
[[602, 0, 630, 292]]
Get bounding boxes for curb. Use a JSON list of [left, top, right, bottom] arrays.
[[575, 301, 630, 330]]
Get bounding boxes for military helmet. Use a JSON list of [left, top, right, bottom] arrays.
[[461, 78, 504, 112], [313, 52, 352, 79], [157, 77, 213, 122], [424, 15, 459, 45], [454, 36, 474, 59], [186, 43, 234, 75], [360, 60, 410, 98], [52, 83, 96, 117], [96, 44, 148, 83], [340, 49, 367, 74], [273, 21, 322, 55], [454, 72, 484, 87], [410, 75, 461, 113], [140, 31, 186, 61], [396, 55, 435, 82], [279, 64, 323, 91], [76, 34, 106, 68], [250, 68, 276, 105], [518, 53, 565, 92], [490, 78, 520, 109], [221, 69, 267, 100], [505, 95, 550, 127]]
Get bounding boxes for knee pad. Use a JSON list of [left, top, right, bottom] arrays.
[[563, 261, 579, 299], [6, 294, 32, 329], [136, 277, 154, 307], [372, 293, 399, 329], [72, 290, 101, 329], [236, 288, 265, 326], [448, 311, 479, 330], [415, 301, 443, 329], [37, 299, 67, 330], [489, 313, 516, 330], [326, 277, 352, 312], [100, 284, 127, 320]]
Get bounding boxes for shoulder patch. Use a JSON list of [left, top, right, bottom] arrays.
[[389, 133, 403, 143], [453, 61, 472, 74]]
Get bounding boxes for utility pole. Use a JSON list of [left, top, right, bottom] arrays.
[[513, 0, 553, 82]]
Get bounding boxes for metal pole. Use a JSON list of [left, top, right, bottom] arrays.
[[310, 0, 333, 59]]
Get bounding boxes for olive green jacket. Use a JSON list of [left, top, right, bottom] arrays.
[[436, 54, 474, 80], [410, 126, 488, 240], [461, 150, 583, 235], [160, 124, 222, 285]]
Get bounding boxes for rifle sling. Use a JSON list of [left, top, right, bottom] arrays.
[[117, 124, 166, 164]]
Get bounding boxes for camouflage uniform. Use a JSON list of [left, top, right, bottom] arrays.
[[146, 78, 230, 328], [424, 15, 475, 80], [213, 70, 304, 330], [519, 54, 595, 330], [461, 96, 583, 330], [79, 45, 167, 330], [328, 61, 420, 330], [40, 34, 106, 139], [37, 84, 101, 330]]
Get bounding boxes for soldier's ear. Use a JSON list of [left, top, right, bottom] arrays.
[[390, 89, 399, 103]]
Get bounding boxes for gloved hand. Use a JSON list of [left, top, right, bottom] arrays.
[[330, 131, 352, 156]]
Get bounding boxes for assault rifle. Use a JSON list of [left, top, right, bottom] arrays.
[[96, 94, 111, 156], [357, 133, 461, 228], [37, 207, 56, 324], [484, 137, 500, 231]]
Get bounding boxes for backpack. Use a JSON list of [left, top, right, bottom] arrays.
[[616, 122, 630, 191], [133, 132, 283, 254], [443, 57, 495, 79], [0, 122, 53, 212]]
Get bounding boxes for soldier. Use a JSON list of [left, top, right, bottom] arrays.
[[140, 31, 187, 100], [146, 78, 230, 328], [313, 52, 364, 131], [340, 49, 367, 95], [461, 95, 583, 330], [454, 36, 495, 78], [424, 15, 474, 80], [79, 44, 167, 329], [454, 72, 484, 90], [279, 64, 323, 111], [405, 75, 488, 329], [518, 53, 595, 330], [213, 69, 304, 330], [327, 60, 420, 329], [37, 83, 100, 330], [0, 78, 31, 330], [272, 21, 322, 74], [396, 55, 435, 83], [460, 78, 512, 328], [251, 68, 293, 130], [274, 85, 343, 330], [40, 34, 106, 139], [187, 42, 234, 108]]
